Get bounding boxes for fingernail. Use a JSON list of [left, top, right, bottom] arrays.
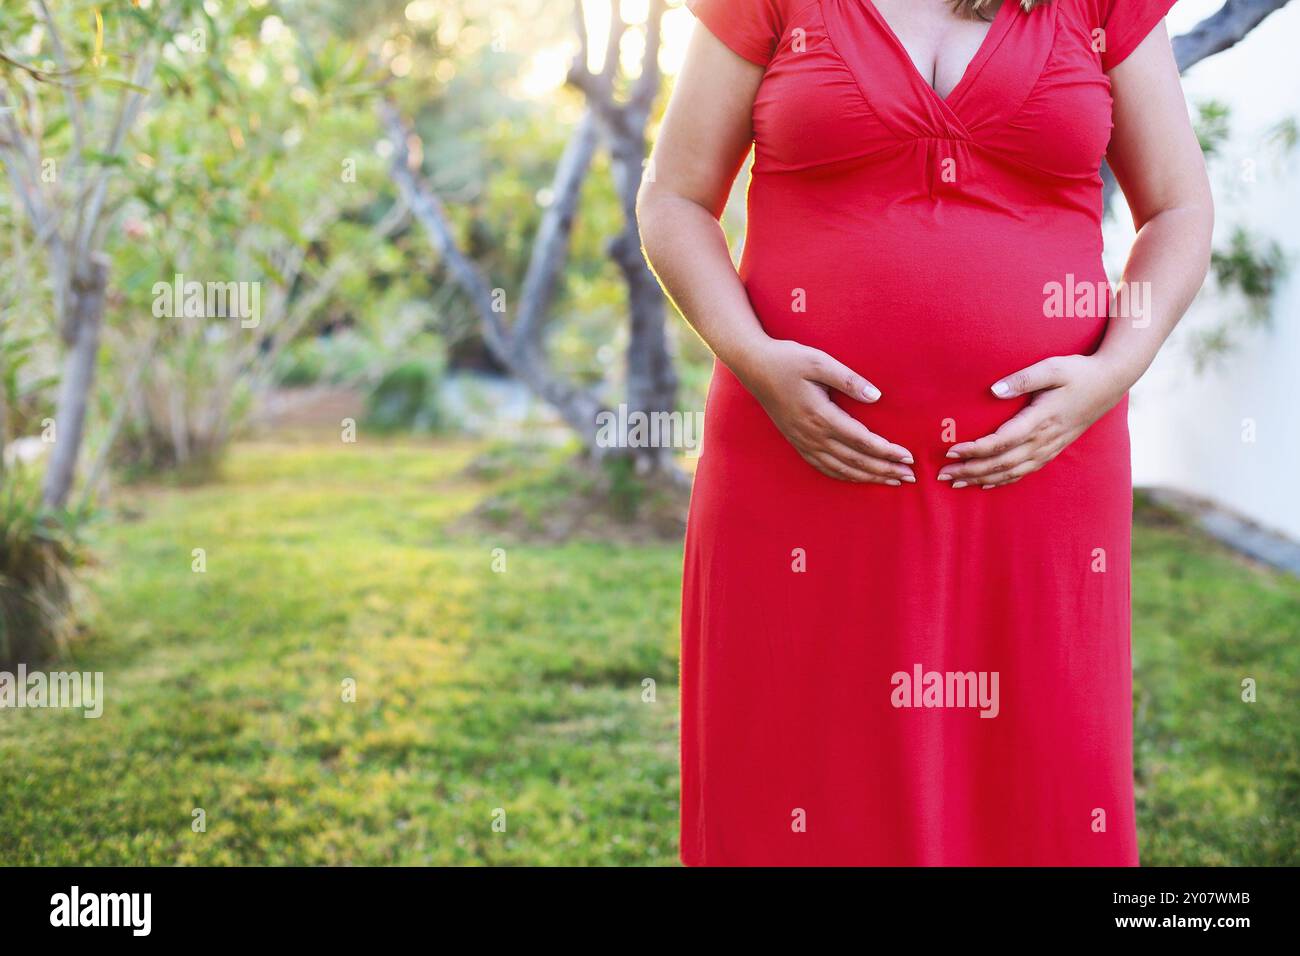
[[945, 451, 961, 459], [991, 381, 1011, 397], [952, 481, 968, 489], [886, 479, 901, 486], [901, 475, 916, 483], [982, 484, 996, 490], [900, 456, 914, 465], [937, 473, 953, 481], [863, 385, 881, 401]]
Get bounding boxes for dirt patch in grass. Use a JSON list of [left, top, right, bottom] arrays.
[[1134, 488, 1193, 530], [251, 386, 365, 429], [451, 444, 691, 545]]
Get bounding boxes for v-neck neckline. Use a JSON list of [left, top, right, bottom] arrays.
[[860, 0, 1016, 109]]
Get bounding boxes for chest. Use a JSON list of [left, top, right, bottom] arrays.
[[752, 0, 1115, 183], [869, 0, 1005, 100]]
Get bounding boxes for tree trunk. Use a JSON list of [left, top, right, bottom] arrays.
[[0, 336, 8, 483], [77, 328, 160, 511], [608, 131, 678, 469], [42, 255, 108, 509]]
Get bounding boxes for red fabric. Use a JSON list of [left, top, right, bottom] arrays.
[[1100, 0, 1178, 71], [680, 0, 1169, 866], [686, 0, 785, 65]]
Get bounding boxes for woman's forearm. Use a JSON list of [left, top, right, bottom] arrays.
[[637, 187, 770, 377], [1093, 200, 1215, 392]]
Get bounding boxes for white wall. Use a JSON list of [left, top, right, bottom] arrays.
[[1115, 1, 1300, 541]]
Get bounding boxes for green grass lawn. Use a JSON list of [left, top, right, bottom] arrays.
[[0, 435, 1295, 865]]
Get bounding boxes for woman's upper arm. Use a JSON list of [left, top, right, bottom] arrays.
[[643, 24, 765, 219], [1105, 22, 1212, 228]]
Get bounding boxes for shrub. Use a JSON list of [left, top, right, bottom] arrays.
[[363, 352, 448, 434], [0, 467, 84, 666], [273, 331, 386, 388], [111, 379, 253, 483]]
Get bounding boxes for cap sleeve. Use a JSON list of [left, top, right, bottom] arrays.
[[1099, 0, 1178, 71], [686, 0, 785, 67]]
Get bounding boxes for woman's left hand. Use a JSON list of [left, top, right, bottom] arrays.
[[938, 354, 1134, 489]]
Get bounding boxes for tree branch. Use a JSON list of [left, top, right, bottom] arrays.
[[73, 5, 182, 262], [1172, 0, 1294, 71], [513, 110, 600, 348], [379, 99, 611, 444], [379, 99, 510, 357], [1104, 0, 1295, 212], [32, 0, 87, 177], [630, 0, 667, 113]]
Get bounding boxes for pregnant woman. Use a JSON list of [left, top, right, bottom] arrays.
[[638, 0, 1212, 865]]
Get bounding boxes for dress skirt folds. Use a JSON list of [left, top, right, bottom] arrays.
[[679, 0, 1177, 865]]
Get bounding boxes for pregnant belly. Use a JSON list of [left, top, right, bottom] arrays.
[[730, 209, 1112, 459]]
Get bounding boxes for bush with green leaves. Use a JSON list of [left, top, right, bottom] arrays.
[[273, 331, 389, 388], [363, 353, 448, 434], [0, 469, 85, 667]]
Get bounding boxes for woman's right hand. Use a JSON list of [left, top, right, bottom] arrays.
[[729, 338, 916, 485]]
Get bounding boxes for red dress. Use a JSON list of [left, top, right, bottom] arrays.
[[680, 0, 1176, 865]]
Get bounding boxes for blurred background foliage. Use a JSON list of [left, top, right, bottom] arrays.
[[0, 0, 1295, 865]]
